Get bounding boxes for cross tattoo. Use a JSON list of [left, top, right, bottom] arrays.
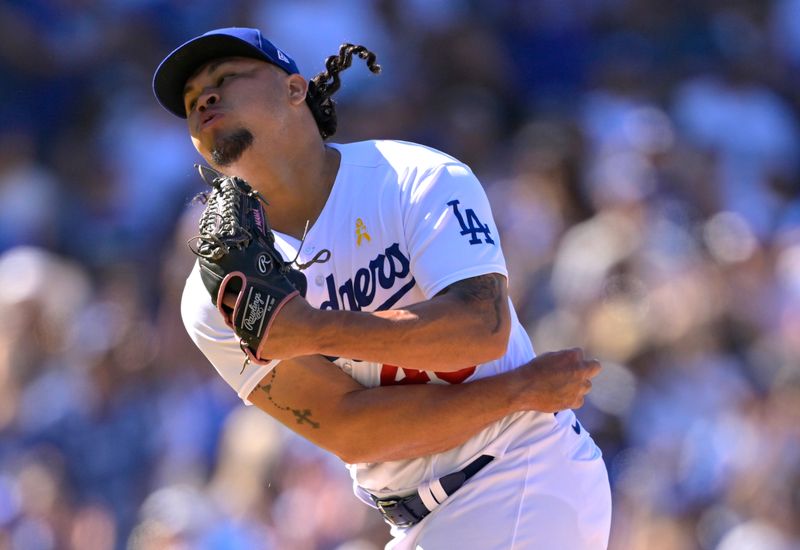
[[293, 408, 320, 429]]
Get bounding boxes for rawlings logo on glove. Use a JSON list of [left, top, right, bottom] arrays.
[[242, 292, 268, 332], [189, 165, 328, 368]]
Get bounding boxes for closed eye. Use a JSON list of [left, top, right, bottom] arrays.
[[184, 71, 237, 115], [216, 73, 235, 87], [185, 95, 198, 115]]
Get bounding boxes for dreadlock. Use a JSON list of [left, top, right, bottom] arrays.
[[306, 44, 381, 139]]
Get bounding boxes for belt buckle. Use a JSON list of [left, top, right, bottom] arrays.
[[375, 497, 415, 528]]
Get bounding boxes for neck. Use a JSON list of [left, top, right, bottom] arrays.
[[221, 139, 340, 239]]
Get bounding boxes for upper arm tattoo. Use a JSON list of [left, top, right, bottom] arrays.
[[438, 273, 507, 333]]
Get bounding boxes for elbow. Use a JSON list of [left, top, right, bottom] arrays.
[[462, 319, 509, 366], [335, 448, 373, 465], [480, 322, 510, 362], [333, 449, 359, 464], [319, 431, 360, 464], [493, 323, 511, 358], [331, 438, 381, 465], [452, 273, 512, 364], [322, 418, 382, 464], [330, 421, 411, 464], [476, 302, 511, 362], [323, 441, 358, 464]]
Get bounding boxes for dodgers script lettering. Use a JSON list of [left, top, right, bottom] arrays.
[[320, 243, 413, 311]]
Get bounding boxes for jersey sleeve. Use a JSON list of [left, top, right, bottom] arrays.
[[180, 261, 279, 405], [402, 163, 507, 298]]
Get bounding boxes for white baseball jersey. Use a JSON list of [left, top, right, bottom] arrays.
[[182, 141, 610, 549]]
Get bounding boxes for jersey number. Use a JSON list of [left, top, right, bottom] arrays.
[[447, 199, 495, 245], [379, 364, 477, 385]]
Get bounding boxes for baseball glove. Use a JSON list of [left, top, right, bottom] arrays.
[[189, 165, 314, 367]]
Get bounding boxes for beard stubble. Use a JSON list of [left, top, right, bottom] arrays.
[[210, 128, 254, 167]]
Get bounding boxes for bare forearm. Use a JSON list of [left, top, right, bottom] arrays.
[[336, 375, 519, 462], [298, 274, 511, 371], [334, 349, 601, 462], [262, 274, 511, 369], [309, 298, 506, 371], [247, 355, 522, 464]]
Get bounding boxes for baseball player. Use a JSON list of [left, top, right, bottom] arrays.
[[153, 28, 611, 549]]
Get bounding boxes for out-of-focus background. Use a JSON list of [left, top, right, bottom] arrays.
[[1, 0, 799, 549]]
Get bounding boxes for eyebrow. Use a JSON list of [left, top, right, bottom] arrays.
[[183, 58, 235, 97]]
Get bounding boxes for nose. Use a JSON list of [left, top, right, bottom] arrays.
[[197, 90, 219, 112]]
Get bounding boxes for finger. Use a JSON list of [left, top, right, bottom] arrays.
[[223, 292, 237, 309], [583, 359, 602, 378]]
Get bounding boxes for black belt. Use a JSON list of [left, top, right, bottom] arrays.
[[371, 454, 494, 528]]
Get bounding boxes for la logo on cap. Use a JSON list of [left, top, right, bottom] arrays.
[[277, 49, 289, 63]]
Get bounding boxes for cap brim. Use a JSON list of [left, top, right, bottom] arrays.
[[153, 34, 273, 119]]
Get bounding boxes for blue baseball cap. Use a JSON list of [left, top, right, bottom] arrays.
[[153, 27, 300, 118]]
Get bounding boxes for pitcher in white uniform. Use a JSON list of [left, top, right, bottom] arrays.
[[153, 27, 612, 549]]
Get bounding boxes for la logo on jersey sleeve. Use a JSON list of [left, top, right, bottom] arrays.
[[447, 199, 495, 245]]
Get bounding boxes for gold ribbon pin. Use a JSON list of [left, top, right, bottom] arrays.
[[356, 218, 371, 246]]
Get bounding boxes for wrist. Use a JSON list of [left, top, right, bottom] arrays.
[[504, 368, 529, 414]]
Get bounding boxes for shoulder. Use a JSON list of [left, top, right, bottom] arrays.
[[331, 140, 476, 198], [332, 139, 469, 174]]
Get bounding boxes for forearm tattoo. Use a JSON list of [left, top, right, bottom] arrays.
[[447, 274, 505, 333], [256, 370, 320, 429]]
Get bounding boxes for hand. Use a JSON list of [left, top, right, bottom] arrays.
[[511, 348, 601, 413]]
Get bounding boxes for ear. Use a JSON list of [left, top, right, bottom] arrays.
[[286, 74, 309, 106]]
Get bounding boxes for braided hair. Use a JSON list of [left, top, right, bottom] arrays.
[[305, 44, 381, 139]]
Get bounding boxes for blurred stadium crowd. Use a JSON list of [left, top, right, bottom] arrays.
[[1, 0, 799, 548]]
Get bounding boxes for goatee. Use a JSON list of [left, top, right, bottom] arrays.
[[211, 128, 254, 167]]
